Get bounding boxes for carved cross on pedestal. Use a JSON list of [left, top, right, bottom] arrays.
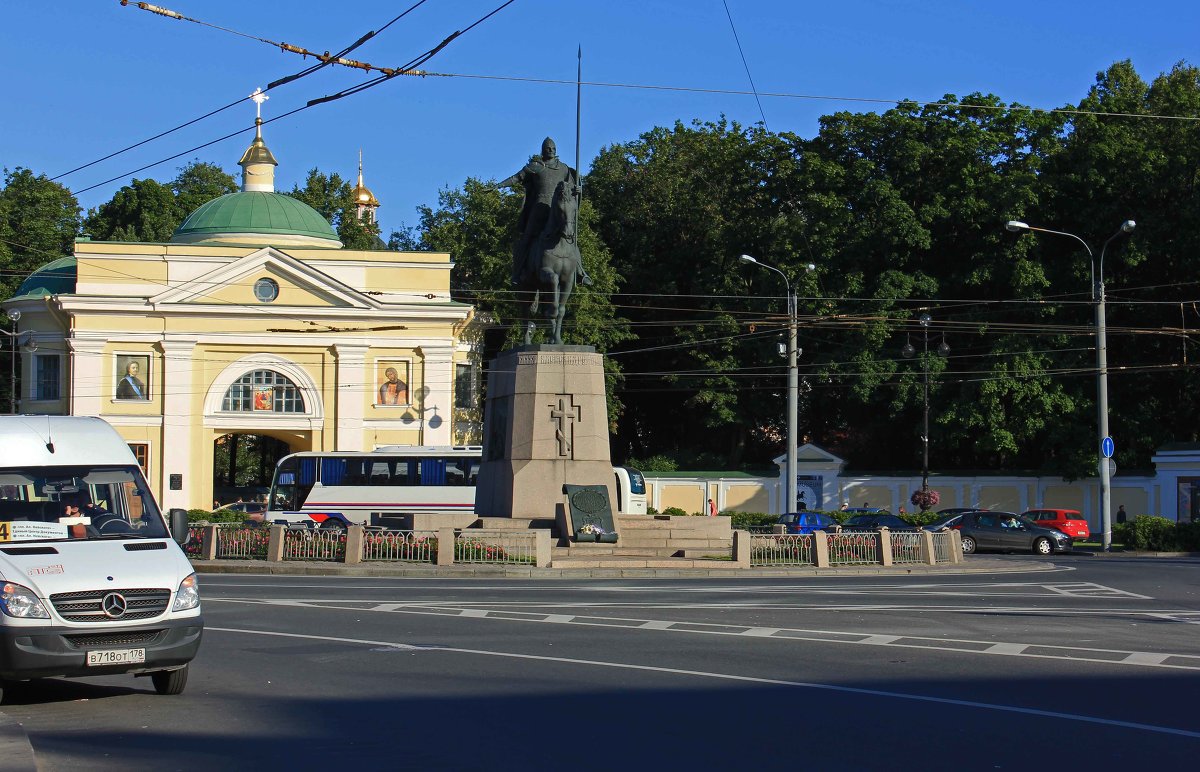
[[549, 395, 580, 457]]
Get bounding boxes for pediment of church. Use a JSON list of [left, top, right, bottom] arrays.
[[150, 247, 374, 310]]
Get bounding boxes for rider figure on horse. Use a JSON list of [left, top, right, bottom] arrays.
[[498, 137, 593, 288]]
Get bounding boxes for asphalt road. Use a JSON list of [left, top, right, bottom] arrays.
[[3, 554, 1199, 771]]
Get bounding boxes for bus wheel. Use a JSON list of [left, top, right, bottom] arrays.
[[320, 519, 347, 532]]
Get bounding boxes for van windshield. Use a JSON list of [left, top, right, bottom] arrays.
[[0, 466, 168, 542]]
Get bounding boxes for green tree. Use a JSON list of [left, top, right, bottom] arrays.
[[588, 119, 806, 467], [1034, 61, 1200, 472], [0, 167, 81, 409], [288, 168, 383, 249], [0, 168, 81, 299], [84, 161, 236, 242]]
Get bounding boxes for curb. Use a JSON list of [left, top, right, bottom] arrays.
[[191, 557, 1047, 579], [0, 712, 37, 772]]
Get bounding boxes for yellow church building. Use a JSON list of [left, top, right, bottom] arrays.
[[2, 119, 480, 512]]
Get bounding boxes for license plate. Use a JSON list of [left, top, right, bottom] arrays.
[[86, 648, 146, 666]]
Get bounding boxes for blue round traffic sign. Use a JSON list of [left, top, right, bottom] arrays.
[[1101, 436, 1115, 459]]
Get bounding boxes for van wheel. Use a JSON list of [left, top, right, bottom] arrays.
[[151, 665, 188, 695]]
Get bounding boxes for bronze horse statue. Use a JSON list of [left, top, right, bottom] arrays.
[[514, 180, 581, 345]]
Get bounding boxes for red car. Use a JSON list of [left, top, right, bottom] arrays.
[[1021, 509, 1090, 541]]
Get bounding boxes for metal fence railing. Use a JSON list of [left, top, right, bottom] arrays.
[[215, 525, 270, 560], [454, 531, 536, 565], [890, 531, 925, 564], [932, 532, 956, 563], [361, 530, 437, 563], [284, 528, 347, 561], [827, 531, 879, 565], [750, 534, 815, 566]]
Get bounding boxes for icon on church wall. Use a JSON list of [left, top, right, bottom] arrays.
[[253, 388, 274, 411], [114, 354, 150, 400], [375, 361, 409, 406]]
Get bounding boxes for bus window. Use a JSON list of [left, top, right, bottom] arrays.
[[420, 458, 447, 485], [321, 458, 347, 485]]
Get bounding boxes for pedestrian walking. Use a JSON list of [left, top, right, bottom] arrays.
[[1117, 504, 1127, 524], [707, 498, 717, 517]]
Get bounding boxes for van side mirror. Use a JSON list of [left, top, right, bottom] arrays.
[[169, 508, 190, 545]]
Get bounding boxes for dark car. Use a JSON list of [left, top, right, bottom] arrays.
[[839, 513, 915, 531], [956, 511, 1072, 555], [776, 511, 838, 535], [925, 509, 988, 532]]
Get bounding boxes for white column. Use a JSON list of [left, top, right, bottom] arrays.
[[416, 344, 453, 446], [334, 344, 368, 451], [67, 338, 106, 416], [160, 339, 197, 512]]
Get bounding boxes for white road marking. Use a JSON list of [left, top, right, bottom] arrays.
[[206, 625, 1200, 740], [210, 597, 1200, 671]]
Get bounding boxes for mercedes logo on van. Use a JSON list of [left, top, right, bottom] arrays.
[[101, 592, 128, 618]]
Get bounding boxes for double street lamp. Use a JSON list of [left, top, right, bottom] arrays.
[[739, 254, 814, 514], [1004, 218, 1136, 551], [902, 313, 949, 500]]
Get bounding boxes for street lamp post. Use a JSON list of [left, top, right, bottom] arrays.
[[902, 313, 950, 500], [739, 255, 814, 514], [1005, 219, 1135, 551], [2, 308, 29, 414]]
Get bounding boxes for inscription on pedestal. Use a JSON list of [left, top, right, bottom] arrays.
[[549, 395, 579, 457], [518, 353, 591, 366]]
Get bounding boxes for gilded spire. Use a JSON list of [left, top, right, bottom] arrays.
[[238, 88, 277, 192], [351, 149, 381, 221]]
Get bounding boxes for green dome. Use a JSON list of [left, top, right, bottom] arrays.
[[13, 256, 77, 298], [171, 191, 341, 247]]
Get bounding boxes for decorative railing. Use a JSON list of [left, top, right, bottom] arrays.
[[361, 530, 437, 563], [932, 532, 956, 563], [454, 531, 536, 565], [827, 531, 879, 565], [214, 525, 270, 560], [750, 534, 814, 566], [889, 531, 925, 564], [284, 528, 347, 561]]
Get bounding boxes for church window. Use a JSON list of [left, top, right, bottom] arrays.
[[221, 369, 305, 413]]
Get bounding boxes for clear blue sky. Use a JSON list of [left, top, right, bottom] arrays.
[[3, 1, 1197, 235]]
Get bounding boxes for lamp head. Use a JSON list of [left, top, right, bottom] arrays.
[[1005, 221, 1029, 233], [738, 254, 758, 265], [5, 309, 19, 322], [804, 263, 816, 271], [1120, 220, 1136, 233]]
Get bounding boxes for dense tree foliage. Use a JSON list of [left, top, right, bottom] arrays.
[[83, 161, 236, 241], [287, 168, 383, 249], [0, 168, 81, 409]]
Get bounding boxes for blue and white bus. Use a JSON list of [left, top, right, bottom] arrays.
[[266, 446, 648, 529], [266, 446, 482, 529]]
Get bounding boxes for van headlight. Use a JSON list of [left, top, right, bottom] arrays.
[[172, 573, 200, 611], [1, 581, 50, 619]]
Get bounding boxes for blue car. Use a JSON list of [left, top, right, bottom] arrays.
[[777, 511, 837, 535]]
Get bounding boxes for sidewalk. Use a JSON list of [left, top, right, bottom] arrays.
[[190, 555, 1043, 578]]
